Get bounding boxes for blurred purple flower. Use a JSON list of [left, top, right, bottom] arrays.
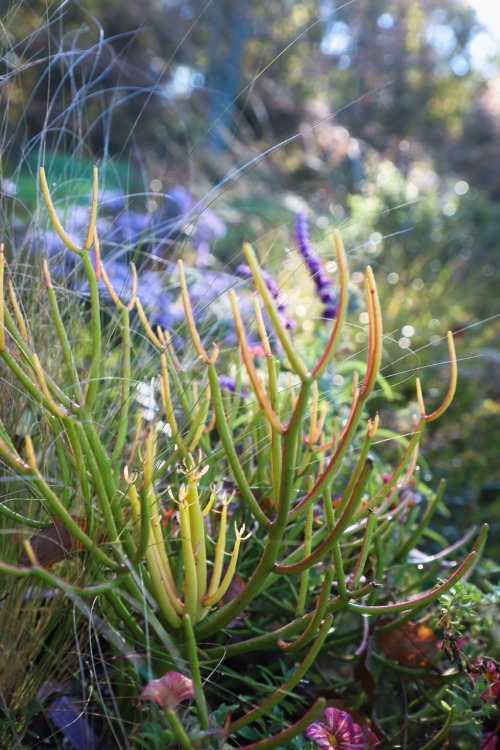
[[139, 670, 194, 711], [38, 681, 99, 750], [99, 188, 126, 212], [47, 694, 99, 750], [151, 187, 226, 265], [110, 209, 150, 245], [306, 707, 379, 750], [236, 264, 295, 330], [218, 375, 249, 399], [1, 177, 17, 196], [295, 212, 338, 320]]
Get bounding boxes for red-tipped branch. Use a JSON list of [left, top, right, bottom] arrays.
[[312, 230, 350, 378], [229, 290, 284, 433]]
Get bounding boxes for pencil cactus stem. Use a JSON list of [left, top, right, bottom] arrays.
[[7, 280, 28, 342], [242, 241, 309, 381], [368, 413, 379, 438], [178, 491, 198, 618], [159, 353, 179, 436], [203, 524, 248, 607], [93, 229, 102, 280], [208, 343, 219, 365], [100, 261, 138, 311], [229, 289, 284, 433], [205, 500, 228, 600], [291, 371, 361, 517], [43, 260, 84, 404], [276, 459, 373, 575], [416, 377, 426, 417], [21, 539, 39, 567], [347, 550, 477, 615], [312, 230, 350, 378], [13, 434, 118, 570], [206, 364, 269, 527], [24, 434, 38, 472], [351, 509, 377, 590], [83, 165, 99, 251], [142, 426, 155, 488], [423, 331, 457, 422], [296, 504, 314, 615], [0, 244, 5, 350], [178, 260, 209, 362], [146, 537, 184, 628], [31, 354, 65, 417], [252, 295, 271, 356], [360, 266, 383, 399], [280, 566, 335, 651], [229, 614, 332, 734], [184, 470, 208, 617], [39, 167, 84, 255], [135, 297, 164, 348], [308, 381, 319, 445]]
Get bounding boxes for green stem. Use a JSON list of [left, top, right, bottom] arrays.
[[43, 262, 84, 403], [278, 379, 312, 513], [81, 251, 101, 412], [111, 306, 132, 465], [351, 509, 377, 589], [165, 709, 196, 750], [243, 242, 309, 381], [396, 480, 445, 560], [419, 706, 456, 750], [237, 698, 326, 750], [296, 505, 313, 615], [311, 231, 349, 378], [280, 567, 334, 652], [346, 551, 477, 615], [230, 615, 333, 733], [0, 435, 118, 570], [207, 364, 269, 526], [290, 389, 365, 517], [274, 458, 373, 575], [183, 614, 209, 731], [332, 540, 348, 598]]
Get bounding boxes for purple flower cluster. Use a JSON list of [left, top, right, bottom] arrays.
[[28, 183, 226, 267], [235, 263, 294, 331], [24, 183, 249, 342], [295, 212, 338, 320]]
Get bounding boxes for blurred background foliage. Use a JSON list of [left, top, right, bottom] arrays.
[[1, 0, 500, 550]]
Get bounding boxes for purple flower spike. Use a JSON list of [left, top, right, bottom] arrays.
[[295, 212, 338, 320], [139, 671, 194, 711], [235, 264, 295, 331], [306, 707, 379, 750], [323, 305, 338, 320]]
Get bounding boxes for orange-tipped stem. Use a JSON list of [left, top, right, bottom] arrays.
[[312, 230, 349, 378], [39, 168, 84, 255], [7, 280, 28, 342], [0, 244, 5, 350], [360, 266, 383, 400], [83, 166, 99, 251], [423, 331, 457, 422], [229, 290, 284, 434], [178, 260, 209, 362]]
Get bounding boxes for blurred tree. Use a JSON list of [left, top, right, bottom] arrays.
[[1, 0, 488, 169], [316, 0, 482, 149]]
